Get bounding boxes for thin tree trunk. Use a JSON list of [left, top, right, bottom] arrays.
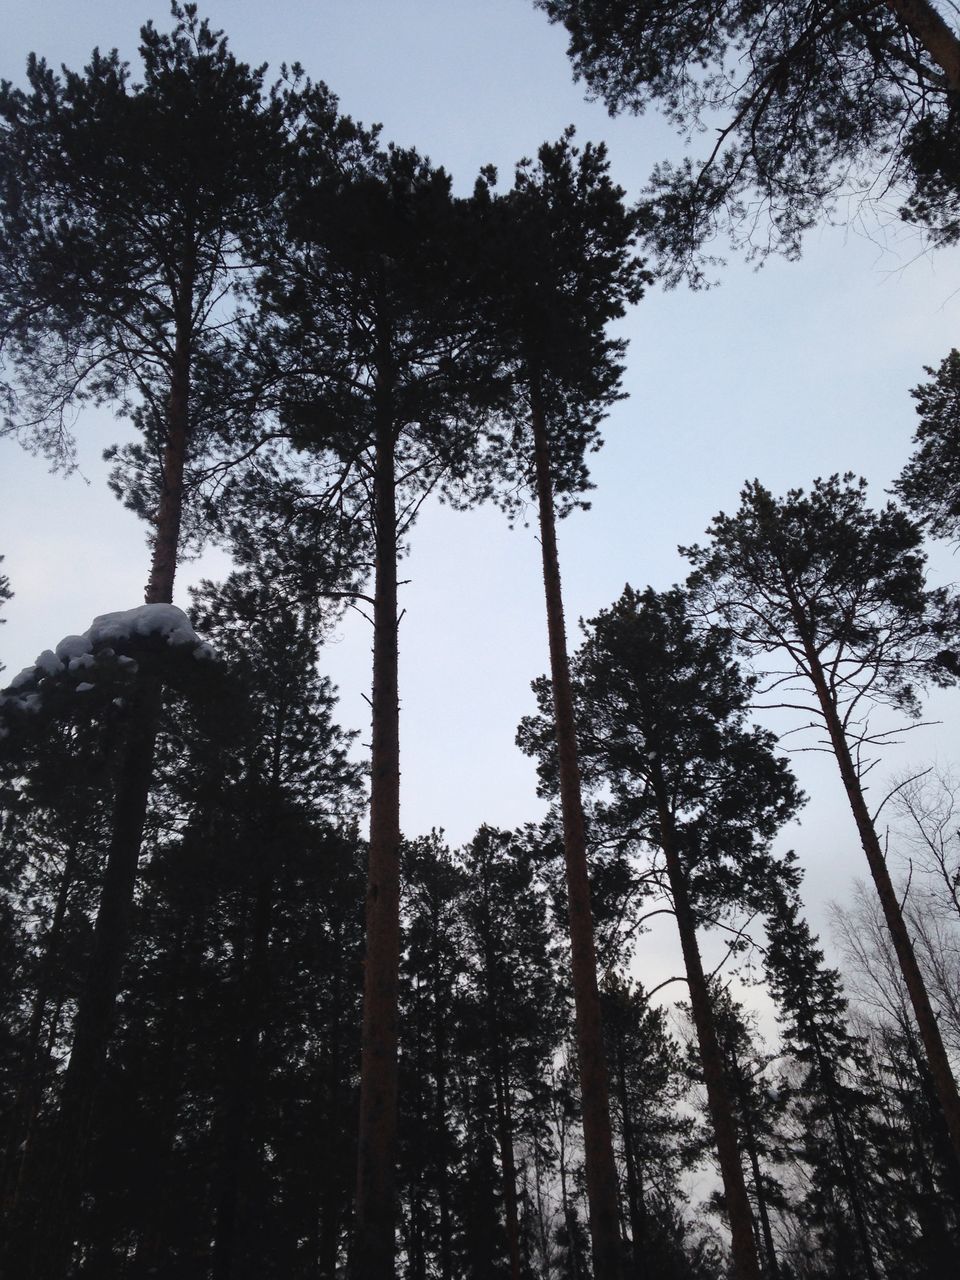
[[318, 918, 349, 1280], [802, 641, 960, 1167], [408, 986, 427, 1280], [19, 672, 162, 1280], [353, 397, 401, 1279], [652, 787, 761, 1280], [133, 915, 204, 1276], [478, 870, 523, 1280], [145, 298, 192, 606], [723, 1043, 778, 1277], [533, 1137, 551, 1272], [528, 372, 623, 1280], [732, 1067, 778, 1280], [556, 1101, 583, 1280]]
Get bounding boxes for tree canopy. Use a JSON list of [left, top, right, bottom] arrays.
[[536, 0, 960, 280]]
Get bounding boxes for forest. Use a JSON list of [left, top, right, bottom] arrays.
[[1, 2, 960, 1278]]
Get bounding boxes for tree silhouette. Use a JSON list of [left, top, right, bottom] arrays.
[[535, 0, 960, 279], [685, 472, 960, 1168], [896, 349, 960, 545], [520, 584, 802, 1280], [473, 130, 649, 1280]]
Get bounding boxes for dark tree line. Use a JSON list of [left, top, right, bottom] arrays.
[[2, 551, 959, 1279]]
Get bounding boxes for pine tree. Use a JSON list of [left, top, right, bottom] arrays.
[[250, 118, 500, 1276], [519, 584, 802, 1280], [0, 3, 284, 599], [763, 871, 882, 1280], [534, 0, 960, 278], [458, 827, 565, 1280], [684, 473, 960, 1166], [398, 833, 469, 1280], [0, 14, 289, 1266], [20, 567, 366, 1276], [709, 990, 789, 1280], [600, 976, 698, 1277], [472, 130, 649, 1280], [895, 349, 960, 544]]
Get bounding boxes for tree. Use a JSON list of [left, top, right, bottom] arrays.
[[707, 990, 789, 1280], [763, 871, 883, 1280], [185, 571, 364, 1279], [0, 705, 114, 1231], [458, 827, 565, 1280], [396, 833, 469, 1280], [1, 565, 366, 1276], [0, 3, 284, 598], [832, 887, 960, 1272], [473, 129, 649, 1280], [685, 472, 960, 1167], [895, 349, 960, 544], [250, 119, 500, 1277], [0, 12, 289, 1265], [535, 0, 960, 280], [520, 584, 802, 1280], [600, 977, 698, 1278]]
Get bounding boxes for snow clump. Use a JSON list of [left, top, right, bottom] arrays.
[[56, 604, 213, 664], [1, 604, 213, 715]]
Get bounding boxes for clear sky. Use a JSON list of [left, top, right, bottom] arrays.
[[2, 1, 958, 994]]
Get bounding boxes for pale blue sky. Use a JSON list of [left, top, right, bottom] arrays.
[[2, 2, 958, 985]]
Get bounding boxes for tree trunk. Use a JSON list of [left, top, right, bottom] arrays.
[[528, 373, 623, 1280], [408, 989, 427, 1280], [318, 920, 349, 1280], [885, 0, 960, 94], [801, 642, 960, 1168], [133, 915, 204, 1277], [732, 1064, 779, 1280], [145, 296, 192, 606], [353, 400, 401, 1279], [18, 672, 162, 1280], [556, 1101, 583, 1280], [652, 787, 761, 1280]]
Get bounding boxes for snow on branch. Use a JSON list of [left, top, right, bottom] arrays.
[[0, 604, 213, 727]]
